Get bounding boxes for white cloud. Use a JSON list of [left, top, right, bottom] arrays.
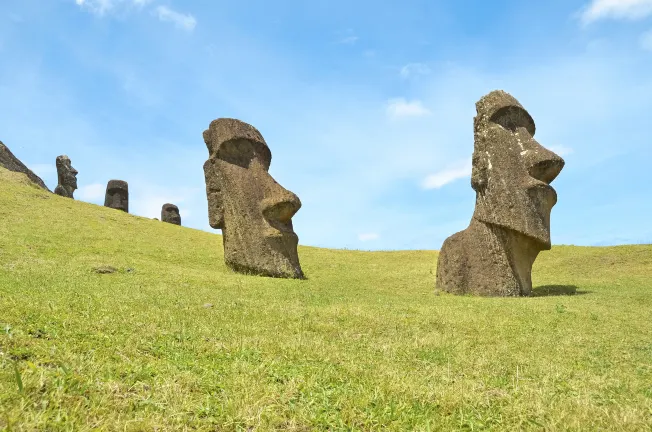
[[400, 63, 431, 78], [358, 233, 379, 242], [77, 183, 105, 202], [580, 0, 652, 24], [385, 98, 431, 119], [640, 29, 652, 50], [336, 29, 358, 44], [339, 36, 358, 44], [155, 6, 196, 31], [28, 163, 56, 178], [133, 194, 185, 219], [74, 0, 152, 16], [549, 145, 575, 157], [422, 159, 472, 190]]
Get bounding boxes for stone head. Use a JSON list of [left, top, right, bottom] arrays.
[[203, 118, 303, 278], [104, 179, 129, 213], [161, 203, 181, 225], [55, 155, 78, 197], [470, 90, 564, 248]]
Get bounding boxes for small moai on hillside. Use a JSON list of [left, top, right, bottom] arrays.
[[104, 180, 129, 213], [203, 118, 304, 279], [161, 203, 181, 225], [54, 155, 78, 199], [436, 90, 565, 296]]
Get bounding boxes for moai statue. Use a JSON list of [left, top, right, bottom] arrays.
[[436, 90, 564, 296], [203, 118, 304, 279], [104, 180, 129, 213], [53, 155, 78, 198], [161, 203, 181, 225]]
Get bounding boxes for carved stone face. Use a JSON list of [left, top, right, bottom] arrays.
[[104, 180, 129, 213], [55, 155, 78, 198], [203, 118, 303, 279], [471, 91, 564, 248], [161, 203, 181, 225]]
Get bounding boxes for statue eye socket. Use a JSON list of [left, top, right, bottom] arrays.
[[216, 139, 255, 168], [216, 139, 271, 169], [490, 106, 535, 136]]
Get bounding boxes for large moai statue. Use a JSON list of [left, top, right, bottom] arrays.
[[54, 155, 78, 198], [436, 90, 565, 296], [104, 180, 129, 213], [161, 203, 181, 225], [203, 118, 304, 279]]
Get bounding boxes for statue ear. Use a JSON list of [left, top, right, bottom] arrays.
[[470, 152, 488, 193], [203, 159, 225, 229]]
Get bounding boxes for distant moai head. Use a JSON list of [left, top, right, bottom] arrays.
[[104, 180, 129, 213], [161, 203, 181, 225], [203, 118, 304, 279], [54, 155, 78, 199], [470, 90, 565, 248]]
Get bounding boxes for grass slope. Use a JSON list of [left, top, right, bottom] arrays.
[[1, 168, 651, 431]]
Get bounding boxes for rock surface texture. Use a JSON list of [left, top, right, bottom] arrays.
[[436, 90, 565, 296], [161, 203, 181, 225], [54, 155, 78, 199], [104, 180, 129, 213], [0, 141, 50, 191], [203, 118, 304, 279]]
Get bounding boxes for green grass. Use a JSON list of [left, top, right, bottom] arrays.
[[1, 168, 651, 431]]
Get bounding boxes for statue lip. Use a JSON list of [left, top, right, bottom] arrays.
[[264, 223, 298, 241], [526, 179, 558, 205]]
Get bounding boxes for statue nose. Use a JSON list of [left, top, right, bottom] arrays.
[[528, 150, 564, 185], [261, 189, 301, 224]]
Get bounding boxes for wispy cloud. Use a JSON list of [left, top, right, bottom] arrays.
[[579, 0, 652, 24], [549, 144, 575, 157], [74, 0, 152, 16], [339, 36, 359, 44], [400, 63, 431, 78], [358, 233, 379, 242], [154, 5, 196, 31], [77, 183, 105, 203], [28, 163, 56, 178], [385, 98, 431, 119], [421, 159, 472, 190], [336, 29, 358, 44], [640, 29, 652, 50]]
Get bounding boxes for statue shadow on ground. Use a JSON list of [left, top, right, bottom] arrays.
[[531, 285, 591, 297]]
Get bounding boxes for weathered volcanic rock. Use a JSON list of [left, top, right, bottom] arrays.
[[203, 118, 304, 279], [104, 180, 129, 213], [54, 155, 78, 199], [436, 90, 565, 296], [0, 141, 50, 191], [161, 203, 181, 225]]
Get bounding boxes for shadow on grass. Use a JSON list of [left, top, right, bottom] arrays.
[[531, 285, 591, 297]]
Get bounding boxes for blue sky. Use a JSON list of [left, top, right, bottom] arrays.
[[1, 0, 651, 250]]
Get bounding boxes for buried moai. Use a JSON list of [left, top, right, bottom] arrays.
[[104, 180, 129, 213], [436, 90, 564, 296], [54, 155, 78, 199], [161, 203, 181, 225], [203, 118, 304, 279]]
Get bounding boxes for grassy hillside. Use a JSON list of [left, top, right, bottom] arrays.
[[1, 168, 651, 431]]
